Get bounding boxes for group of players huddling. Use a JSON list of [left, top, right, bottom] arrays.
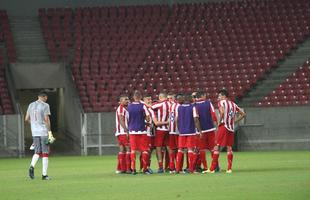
[[114, 89, 246, 175]]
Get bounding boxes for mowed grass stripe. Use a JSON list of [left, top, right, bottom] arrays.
[[0, 151, 309, 200]]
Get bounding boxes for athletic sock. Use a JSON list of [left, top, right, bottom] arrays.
[[176, 151, 184, 172], [130, 152, 136, 171], [164, 150, 169, 170], [188, 151, 195, 172], [142, 151, 149, 171], [42, 154, 49, 176], [30, 154, 40, 168], [120, 152, 126, 171], [227, 151, 233, 170], [139, 153, 143, 171], [169, 152, 176, 170], [126, 152, 131, 171], [210, 150, 219, 171], [200, 150, 207, 169]]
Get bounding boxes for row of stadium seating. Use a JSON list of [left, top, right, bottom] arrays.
[[0, 51, 14, 114], [257, 59, 310, 107], [38, 0, 310, 112], [0, 10, 16, 63], [0, 10, 15, 114]]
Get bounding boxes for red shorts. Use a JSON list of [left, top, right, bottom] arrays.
[[129, 134, 149, 151], [148, 136, 155, 148], [178, 135, 197, 149], [117, 135, 129, 147], [216, 125, 234, 147], [168, 134, 179, 149], [154, 130, 169, 147], [198, 131, 216, 150]]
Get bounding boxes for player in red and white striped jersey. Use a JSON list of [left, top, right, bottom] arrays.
[[167, 93, 181, 172], [151, 92, 170, 173], [209, 89, 246, 174], [115, 95, 130, 174], [142, 94, 169, 173]]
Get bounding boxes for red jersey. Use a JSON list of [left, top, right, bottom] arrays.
[[115, 105, 129, 136], [218, 99, 241, 132], [151, 100, 170, 131]]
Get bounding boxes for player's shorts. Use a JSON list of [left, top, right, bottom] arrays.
[[117, 135, 129, 146], [33, 136, 49, 154], [216, 125, 234, 147], [154, 130, 169, 147], [198, 131, 216, 150], [168, 134, 179, 149], [178, 135, 197, 149], [148, 136, 155, 148], [130, 134, 149, 151]]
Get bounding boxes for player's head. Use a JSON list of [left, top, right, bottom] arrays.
[[158, 92, 167, 101], [196, 91, 206, 100], [218, 89, 229, 100], [143, 93, 152, 106], [38, 90, 48, 102], [176, 93, 184, 104], [183, 93, 193, 104], [132, 90, 142, 101], [191, 91, 197, 102], [119, 95, 129, 106], [167, 93, 175, 103]]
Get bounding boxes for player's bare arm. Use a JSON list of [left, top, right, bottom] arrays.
[[152, 116, 169, 126], [118, 114, 128, 133], [218, 106, 224, 126], [235, 109, 246, 123], [194, 117, 202, 138], [25, 112, 30, 123], [44, 115, 51, 131]]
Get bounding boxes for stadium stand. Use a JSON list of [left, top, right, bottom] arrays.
[[0, 10, 15, 114], [0, 10, 16, 63], [257, 59, 310, 107], [39, 0, 310, 112]]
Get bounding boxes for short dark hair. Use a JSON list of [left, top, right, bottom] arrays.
[[119, 94, 128, 101], [183, 93, 193, 103], [133, 90, 142, 99], [218, 89, 229, 97], [143, 93, 152, 98], [38, 90, 48, 97], [195, 91, 206, 98]]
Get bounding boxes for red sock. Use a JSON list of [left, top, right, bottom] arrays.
[[117, 153, 122, 171], [126, 152, 131, 171], [130, 152, 136, 171], [139, 153, 143, 171], [176, 151, 184, 172], [195, 152, 201, 169], [119, 152, 126, 171], [165, 150, 169, 170], [227, 151, 233, 170], [185, 152, 189, 169], [210, 151, 219, 171], [169, 152, 176, 170], [200, 150, 207, 169], [188, 151, 195, 172], [158, 161, 163, 169], [142, 152, 149, 171]]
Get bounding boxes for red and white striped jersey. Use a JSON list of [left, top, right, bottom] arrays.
[[115, 105, 129, 136], [169, 102, 180, 134], [151, 100, 170, 131], [146, 107, 156, 136], [218, 100, 241, 132]]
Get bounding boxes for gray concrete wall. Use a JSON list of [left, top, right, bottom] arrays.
[[10, 63, 66, 89], [2, 0, 238, 16], [238, 107, 310, 151]]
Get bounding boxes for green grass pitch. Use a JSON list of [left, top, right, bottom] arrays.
[[0, 151, 310, 200]]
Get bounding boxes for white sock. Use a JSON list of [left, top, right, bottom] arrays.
[[42, 157, 48, 176], [30, 154, 40, 167]]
